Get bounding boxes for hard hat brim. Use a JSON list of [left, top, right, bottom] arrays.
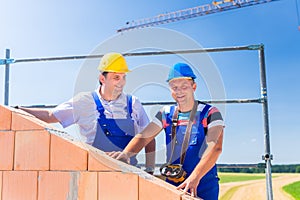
[[98, 68, 131, 73], [167, 77, 193, 82]]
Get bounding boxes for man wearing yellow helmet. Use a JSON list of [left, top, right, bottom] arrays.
[[18, 52, 156, 172]]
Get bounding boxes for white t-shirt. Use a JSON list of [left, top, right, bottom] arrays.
[[52, 87, 149, 145]]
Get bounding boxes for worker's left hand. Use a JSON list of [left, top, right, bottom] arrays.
[[176, 173, 201, 197], [107, 151, 130, 164]]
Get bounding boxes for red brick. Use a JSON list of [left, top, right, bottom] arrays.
[[87, 145, 141, 173], [88, 150, 120, 171], [38, 171, 71, 200], [138, 176, 182, 200], [12, 112, 45, 130], [78, 172, 98, 200], [0, 105, 12, 130], [98, 172, 138, 200], [50, 134, 88, 170], [0, 171, 2, 200], [38, 171, 97, 200], [14, 130, 50, 170], [0, 131, 14, 170], [182, 194, 203, 200], [2, 171, 38, 200]]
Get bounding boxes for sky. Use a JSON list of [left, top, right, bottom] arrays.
[[0, 0, 300, 165]]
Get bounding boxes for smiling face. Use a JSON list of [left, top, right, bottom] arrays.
[[169, 78, 196, 112], [99, 72, 126, 101]]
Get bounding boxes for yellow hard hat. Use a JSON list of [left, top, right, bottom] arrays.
[[98, 52, 131, 73]]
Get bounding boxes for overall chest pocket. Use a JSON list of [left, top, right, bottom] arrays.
[[177, 126, 199, 146], [101, 118, 135, 137]]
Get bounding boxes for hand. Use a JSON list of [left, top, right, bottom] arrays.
[[106, 151, 130, 164], [176, 173, 201, 197]]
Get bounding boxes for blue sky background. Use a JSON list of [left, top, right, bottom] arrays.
[[1, 0, 300, 164]]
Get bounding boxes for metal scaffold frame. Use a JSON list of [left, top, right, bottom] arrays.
[[0, 44, 274, 199]]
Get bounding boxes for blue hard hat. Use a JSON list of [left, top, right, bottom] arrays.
[[166, 63, 197, 82]]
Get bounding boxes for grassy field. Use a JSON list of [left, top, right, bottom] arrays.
[[218, 173, 266, 184], [283, 181, 300, 200]]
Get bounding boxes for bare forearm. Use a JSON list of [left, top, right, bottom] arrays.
[[192, 131, 223, 179], [124, 122, 161, 157], [193, 142, 222, 179], [109, 123, 161, 164], [18, 107, 59, 123], [145, 138, 156, 168], [123, 136, 151, 157]]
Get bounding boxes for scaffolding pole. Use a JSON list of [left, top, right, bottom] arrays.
[[17, 97, 264, 108], [4, 44, 261, 64], [4, 49, 10, 106]]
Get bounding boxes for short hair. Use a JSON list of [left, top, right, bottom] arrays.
[[99, 72, 108, 85]]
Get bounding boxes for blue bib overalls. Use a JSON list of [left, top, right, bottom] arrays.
[[164, 104, 219, 200], [91, 91, 138, 166]]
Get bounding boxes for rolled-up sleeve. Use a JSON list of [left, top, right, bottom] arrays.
[[132, 96, 150, 133], [52, 100, 76, 128]]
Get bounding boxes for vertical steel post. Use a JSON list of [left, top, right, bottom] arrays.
[[4, 49, 10, 105], [259, 44, 273, 200]]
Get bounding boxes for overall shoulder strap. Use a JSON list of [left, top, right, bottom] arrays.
[[168, 105, 178, 164], [91, 91, 105, 118], [126, 95, 133, 118]]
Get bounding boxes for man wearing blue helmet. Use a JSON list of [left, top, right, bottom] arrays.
[[110, 63, 224, 199]]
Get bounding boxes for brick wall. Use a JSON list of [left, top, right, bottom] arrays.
[[0, 105, 199, 200]]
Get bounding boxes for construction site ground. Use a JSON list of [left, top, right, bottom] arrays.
[[219, 173, 300, 200]]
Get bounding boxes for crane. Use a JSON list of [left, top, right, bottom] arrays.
[[117, 0, 276, 32]]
